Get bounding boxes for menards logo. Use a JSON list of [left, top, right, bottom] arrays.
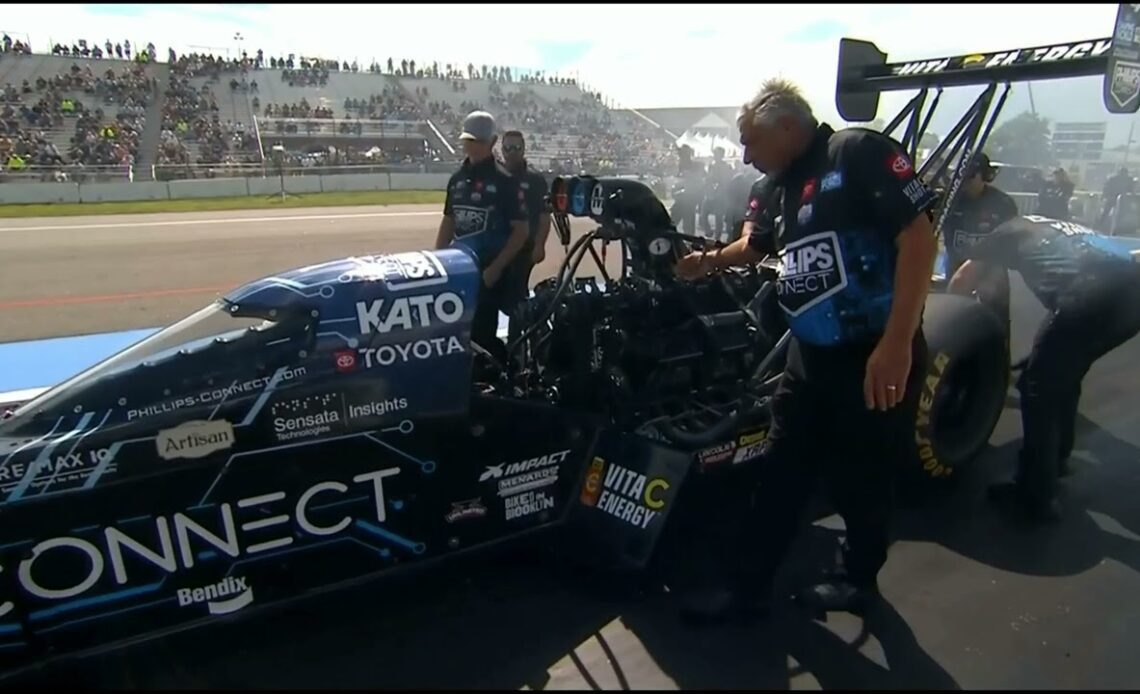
[[892, 39, 1113, 76]]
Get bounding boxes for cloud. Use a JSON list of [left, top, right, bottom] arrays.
[[1, 2, 1125, 132]]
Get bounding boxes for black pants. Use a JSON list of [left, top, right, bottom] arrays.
[[472, 272, 512, 371], [726, 334, 926, 592], [502, 250, 534, 344], [1016, 269, 1140, 504]]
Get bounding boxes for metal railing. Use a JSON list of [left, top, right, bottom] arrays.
[[255, 116, 428, 138], [0, 164, 134, 183], [149, 161, 456, 181]]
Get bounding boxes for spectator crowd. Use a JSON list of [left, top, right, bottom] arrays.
[[2, 35, 681, 179]]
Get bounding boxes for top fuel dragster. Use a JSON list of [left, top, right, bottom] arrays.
[[2, 5, 1138, 679]]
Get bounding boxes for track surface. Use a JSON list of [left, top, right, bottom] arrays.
[[2, 207, 1140, 689]]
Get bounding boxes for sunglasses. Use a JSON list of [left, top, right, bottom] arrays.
[[502, 144, 524, 153]]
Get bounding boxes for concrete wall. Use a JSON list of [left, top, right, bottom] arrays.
[[0, 172, 453, 205]]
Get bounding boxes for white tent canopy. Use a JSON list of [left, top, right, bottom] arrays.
[[690, 112, 732, 131], [674, 130, 742, 160]]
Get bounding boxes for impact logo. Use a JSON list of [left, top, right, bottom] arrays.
[[270, 393, 344, 442], [155, 420, 235, 461], [776, 231, 850, 316], [355, 292, 465, 335], [178, 576, 253, 615], [592, 462, 670, 530], [479, 449, 570, 483]]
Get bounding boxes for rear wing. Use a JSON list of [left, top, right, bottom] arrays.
[[834, 3, 1140, 239], [836, 37, 1114, 122]]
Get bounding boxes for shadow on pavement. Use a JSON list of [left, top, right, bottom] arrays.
[[894, 405, 1140, 581], [19, 524, 961, 690]]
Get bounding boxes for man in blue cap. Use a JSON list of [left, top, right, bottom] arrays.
[[436, 110, 529, 370]]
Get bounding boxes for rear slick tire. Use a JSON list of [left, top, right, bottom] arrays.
[[902, 293, 1009, 491]]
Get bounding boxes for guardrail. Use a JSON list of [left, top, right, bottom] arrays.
[[0, 164, 135, 183], [257, 116, 429, 138], [150, 161, 457, 180], [0, 170, 453, 204]]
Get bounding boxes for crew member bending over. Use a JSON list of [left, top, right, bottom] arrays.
[[950, 215, 1140, 523]]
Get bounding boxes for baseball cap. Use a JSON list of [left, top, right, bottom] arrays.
[[966, 151, 995, 177], [459, 111, 496, 142]]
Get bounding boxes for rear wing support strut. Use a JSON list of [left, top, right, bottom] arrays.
[[876, 80, 1011, 240]]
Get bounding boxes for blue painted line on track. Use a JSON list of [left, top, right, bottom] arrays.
[[0, 328, 160, 392], [0, 313, 515, 393]]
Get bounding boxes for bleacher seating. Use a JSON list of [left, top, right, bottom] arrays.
[[3, 40, 684, 180], [0, 53, 161, 181]]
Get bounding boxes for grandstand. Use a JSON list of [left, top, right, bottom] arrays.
[[1, 39, 691, 183]]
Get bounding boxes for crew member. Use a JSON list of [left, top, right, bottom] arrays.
[[436, 111, 529, 370], [500, 129, 551, 341], [942, 152, 1020, 357], [674, 77, 939, 620], [672, 144, 702, 234], [726, 166, 765, 243], [949, 215, 1140, 523], [1036, 167, 1075, 221], [702, 147, 734, 238], [1099, 167, 1134, 229]]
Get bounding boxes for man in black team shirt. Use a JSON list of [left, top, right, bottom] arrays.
[[725, 166, 765, 242], [436, 111, 529, 370], [674, 77, 939, 621], [499, 130, 550, 342], [943, 153, 1020, 357], [950, 215, 1140, 523]]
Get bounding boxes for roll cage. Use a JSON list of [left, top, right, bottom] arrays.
[[835, 3, 1139, 239]]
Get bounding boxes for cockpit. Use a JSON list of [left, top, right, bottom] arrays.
[[0, 298, 308, 431]]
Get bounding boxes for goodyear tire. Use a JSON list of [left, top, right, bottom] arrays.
[[905, 293, 1009, 490]]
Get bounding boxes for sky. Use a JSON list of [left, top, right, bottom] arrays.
[[0, 3, 1130, 131]]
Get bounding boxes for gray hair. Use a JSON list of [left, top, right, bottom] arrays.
[[738, 77, 817, 132]]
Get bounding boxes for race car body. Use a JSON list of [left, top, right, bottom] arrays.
[[0, 243, 711, 678]]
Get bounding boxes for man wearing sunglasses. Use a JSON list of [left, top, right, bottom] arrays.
[[500, 130, 551, 340]]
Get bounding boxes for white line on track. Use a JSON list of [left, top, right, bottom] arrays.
[[0, 210, 439, 232]]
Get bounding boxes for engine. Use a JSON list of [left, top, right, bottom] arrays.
[[509, 175, 784, 446]]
